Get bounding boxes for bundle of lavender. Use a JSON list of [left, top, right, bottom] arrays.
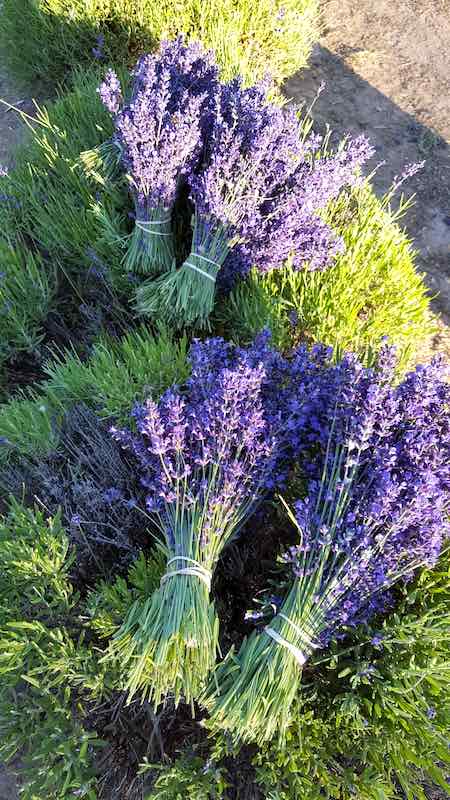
[[108, 334, 299, 707], [203, 347, 450, 745], [97, 38, 218, 275], [136, 77, 373, 325]]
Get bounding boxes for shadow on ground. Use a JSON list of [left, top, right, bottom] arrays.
[[285, 44, 450, 324]]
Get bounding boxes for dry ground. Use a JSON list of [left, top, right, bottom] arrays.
[[286, 0, 450, 359]]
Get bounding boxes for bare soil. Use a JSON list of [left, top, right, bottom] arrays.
[[285, 0, 450, 359]]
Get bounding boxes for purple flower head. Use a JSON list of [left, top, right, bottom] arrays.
[[103, 487, 124, 504], [98, 69, 123, 115], [186, 73, 374, 287], [92, 33, 105, 59], [110, 335, 329, 557], [100, 39, 219, 212], [284, 346, 450, 646]]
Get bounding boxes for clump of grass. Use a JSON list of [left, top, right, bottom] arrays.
[[0, 239, 55, 364], [0, 325, 189, 461], [0, 0, 319, 87], [218, 181, 434, 371], [0, 70, 127, 288], [0, 499, 103, 798]]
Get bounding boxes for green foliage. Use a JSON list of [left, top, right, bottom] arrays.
[[0, 324, 189, 460], [42, 325, 190, 420], [0, 499, 103, 799], [0, 0, 319, 86], [0, 239, 54, 364], [219, 182, 433, 371], [0, 71, 128, 287], [141, 755, 229, 800], [252, 551, 450, 800], [0, 395, 58, 458], [0, 499, 74, 618], [87, 550, 165, 639]]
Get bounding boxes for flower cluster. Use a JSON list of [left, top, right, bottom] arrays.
[[98, 37, 219, 274], [136, 71, 373, 323], [111, 333, 296, 538], [203, 345, 450, 745], [108, 331, 354, 705], [285, 349, 450, 643], [98, 40, 373, 324], [108, 334, 296, 704]]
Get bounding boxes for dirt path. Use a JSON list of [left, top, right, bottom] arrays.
[[286, 0, 450, 358]]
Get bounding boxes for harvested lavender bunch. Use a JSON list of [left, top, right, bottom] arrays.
[[225, 132, 374, 283], [108, 334, 302, 707], [97, 38, 218, 275], [137, 75, 373, 325], [203, 347, 450, 745]]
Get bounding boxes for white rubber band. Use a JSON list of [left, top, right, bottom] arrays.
[[136, 217, 171, 226], [185, 262, 217, 282], [278, 613, 319, 650], [264, 626, 307, 666], [135, 219, 171, 236], [193, 253, 223, 268], [161, 556, 211, 590]]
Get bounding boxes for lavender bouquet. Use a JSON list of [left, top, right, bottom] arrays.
[[136, 78, 373, 325], [203, 348, 450, 745], [97, 38, 218, 275], [108, 335, 295, 707]]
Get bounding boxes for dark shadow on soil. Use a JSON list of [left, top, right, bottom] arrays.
[[285, 45, 450, 323]]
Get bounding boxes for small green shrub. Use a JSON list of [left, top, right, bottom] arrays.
[[87, 550, 165, 639], [142, 755, 229, 800], [0, 500, 103, 799], [0, 240, 54, 364], [0, 0, 319, 86], [218, 182, 434, 371], [0, 325, 189, 460], [0, 71, 126, 284]]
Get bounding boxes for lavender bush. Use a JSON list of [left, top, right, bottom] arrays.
[[203, 346, 450, 745], [97, 38, 218, 275], [137, 71, 373, 326]]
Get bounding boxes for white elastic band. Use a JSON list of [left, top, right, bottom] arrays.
[[193, 253, 222, 268], [135, 219, 171, 236], [264, 626, 307, 666], [160, 556, 211, 590], [185, 262, 217, 282], [136, 217, 171, 226], [278, 613, 319, 651]]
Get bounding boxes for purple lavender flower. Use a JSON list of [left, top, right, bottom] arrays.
[[92, 33, 105, 60], [98, 69, 123, 115], [111, 336, 288, 531], [98, 38, 219, 276], [283, 346, 450, 650], [103, 487, 124, 504]]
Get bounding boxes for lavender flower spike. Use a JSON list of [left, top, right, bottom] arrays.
[[98, 38, 219, 276]]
